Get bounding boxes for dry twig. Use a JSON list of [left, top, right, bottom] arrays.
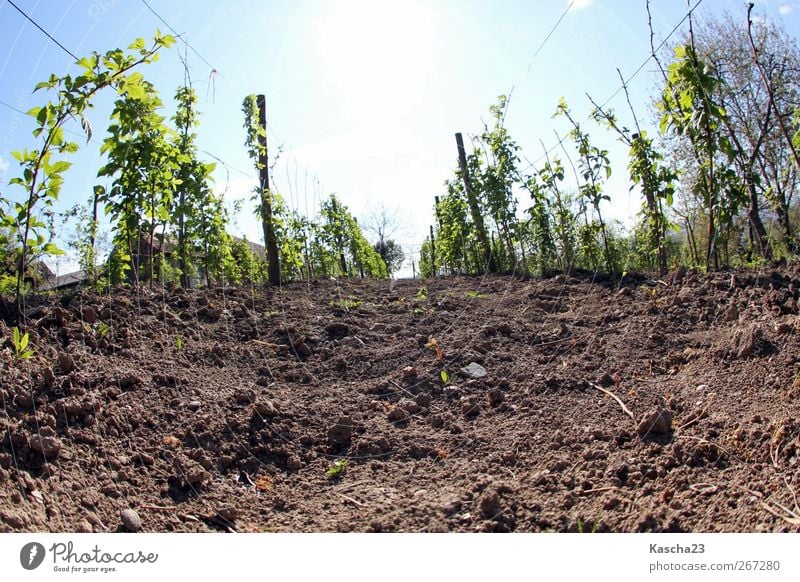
[[588, 381, 634, 420]]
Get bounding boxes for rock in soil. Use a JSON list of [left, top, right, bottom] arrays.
[[637, 404, 673, 437], [328, 416, 354, 446], [120, 508, 141, 532], [30, 435, 61, 459], [460, 362, 487, 379], [388, 406, 410, 423]]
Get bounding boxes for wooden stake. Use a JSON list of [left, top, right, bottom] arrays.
[[256, 95, 281, 286], [455, 132, 496, 273]]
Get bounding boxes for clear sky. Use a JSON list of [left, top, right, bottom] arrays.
[[1, 0, 798, 276]]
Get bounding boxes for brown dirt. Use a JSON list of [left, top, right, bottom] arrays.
[[2, 267, 800, 533]]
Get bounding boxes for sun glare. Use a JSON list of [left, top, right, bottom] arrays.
[[315, 0, 436, 122]]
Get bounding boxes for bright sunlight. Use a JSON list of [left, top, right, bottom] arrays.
[[315, 0, 436, 122]]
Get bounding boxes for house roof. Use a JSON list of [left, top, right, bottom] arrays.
[[39, 270, 87, 291]]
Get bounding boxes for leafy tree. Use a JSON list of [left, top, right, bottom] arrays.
[[2, 32, 174, 300], [473, 96, 520, 271], [659, 43, 736, 271], [172, 85, 221, 287], [591, 97, 677, 275], [556, 98, 615, 273], [374, 239, 405, 274], [98, 81, 180, 284]]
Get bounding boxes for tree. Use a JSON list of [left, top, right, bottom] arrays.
[[659, 43, 737, 271], [2, 32, 174, 300], [556, 98, 616, 273], [98, 81, 180, 284], [374, 239, 405, 274], [656, 9, 800, 262], [172, 85, 220, 287]]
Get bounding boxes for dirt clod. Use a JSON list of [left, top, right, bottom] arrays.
[[328, 417, 354, 447]]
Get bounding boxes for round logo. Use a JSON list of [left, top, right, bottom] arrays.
[[20, 542, 46, 570]]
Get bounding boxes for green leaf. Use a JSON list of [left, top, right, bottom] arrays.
[[36, 105, 50, 126], [128, 38, 146, 51]]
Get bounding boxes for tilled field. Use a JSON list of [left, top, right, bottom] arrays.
[[1, 268, 800, 532]]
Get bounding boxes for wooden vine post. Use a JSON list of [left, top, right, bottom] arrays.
[[256, 95, 281, 286], [455, 132, 496, 273]]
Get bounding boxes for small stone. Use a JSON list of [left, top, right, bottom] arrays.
[[173, 455, 210, 486], [477, 490, 502, 518], [387, 407, 410, 423], [30, 435, 61, 459], [637, 405, 673, 437], [81, 306, 99, 324], [488, 389, 505, 406], [120, 508, 141, 532], [292, 340, 312, 358], [56, 352, 76, 375], [215, 506, 238, 524], [254, 400, 280, 417], [415, 393, 433, 408], [398, 399, 419, 415], [187, 400, 202, 412], [286, 455, 303, 470], [460, 362, 487, 379], [696, 384, 709, 392], [461, 397, 480, 417], [235, 389, 257, 404], [197, 306, 222, 322], [328, 416, 354, 446], [401, 366, 418, 380], [722, 304, 739, 322]]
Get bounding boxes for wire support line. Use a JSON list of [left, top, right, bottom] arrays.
[[139, 0, 220, 76], [4, 0, 78, 60], [521, 0, 706, 172]]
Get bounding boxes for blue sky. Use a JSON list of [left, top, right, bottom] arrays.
[[1, 0, 799, 275]]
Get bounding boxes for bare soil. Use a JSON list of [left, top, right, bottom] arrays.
[[2, 267, 800, 533]]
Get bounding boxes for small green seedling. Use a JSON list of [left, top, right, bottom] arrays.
[[465, 290, 487, 299], [176, 336, 183, 350], [95, 322, 110, 339], [12, 327, 34, 361], [577, 518, 599, 533], [416, 286, 428, 299], [326, 459, 348, 480], [330, 297, 362, 310], [440, 369, 450, 384]]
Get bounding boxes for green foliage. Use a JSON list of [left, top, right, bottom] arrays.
[[316, 195, 388, 278], [556, 98, 616, 273], [374, 239, 405, 274], [2, 31, 174, 299], [464, 290, 487, 299], [225, 238, 268, 285], [440, 369, 450, 384], [659, 44, 738, 271], [12, 327, 34, 361], [172, 86, 223, 288], [95, 322, 110, 339], [325, 458, 348, 480], [99, 80, 181, 285]]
